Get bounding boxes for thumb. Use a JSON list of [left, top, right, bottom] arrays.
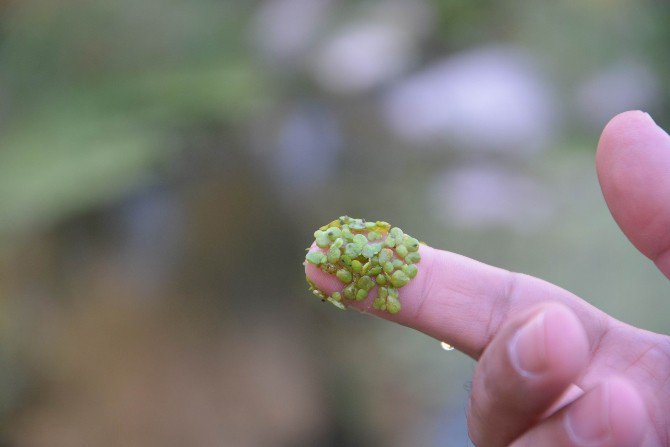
[[596, 110, 670, 279]]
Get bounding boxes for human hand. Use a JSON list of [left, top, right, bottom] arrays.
[[305, 111, 670, 446]]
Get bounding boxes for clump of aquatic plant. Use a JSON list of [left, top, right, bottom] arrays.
[[304, 216, 422, 314]]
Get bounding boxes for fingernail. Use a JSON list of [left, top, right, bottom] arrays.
[[640, 111, 666, 134], [508, 310, 548, 377], [565, 383, 611, 446], [639, 111, 654, 123]]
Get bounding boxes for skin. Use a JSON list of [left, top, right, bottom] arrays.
[[305, 111, 670, 446]]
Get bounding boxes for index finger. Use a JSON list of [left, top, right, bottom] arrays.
[[305, 245, 610, 359]]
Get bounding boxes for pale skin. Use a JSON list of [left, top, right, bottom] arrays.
[[306, 111, 670, 446]]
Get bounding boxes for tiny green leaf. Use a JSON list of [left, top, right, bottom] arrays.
[[405, 252, 421, 264], [326, 227, 342, 241], [367, 265, 382, 276], [378, 248, 394, 264], [327, 295, 346, 310], [343, 283, 356, 300], [390, 227, 404, 239], [306, 251, 327, 265], [362, 243, 382, 259], [396, 244, 408, 258], [356, 288, 368, 300], [367, 231, 381, 241], [331, 238, 344, 250], [357, 275, 375, 291], [316, 234, 331, 248], [336, 269, 353, 283], [353, 234, 368, 246], [403, 237, 419, 252], [345, 243, 363, 258], [349, 220, 366, 230], [376, 274, 387, 285], [390, 270, 410, 288], [402, 264, 418, 279], [386, 295, 401, 314], [327, 247, 341, 263]]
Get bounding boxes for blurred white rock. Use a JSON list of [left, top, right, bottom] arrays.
[[430, 165, 553, 231], [576, 60, 659, 129], [309, 0, 433, 94], [253, 0, 333, 67], [311, 24, 411, 94], [384, 46, 556, 155]]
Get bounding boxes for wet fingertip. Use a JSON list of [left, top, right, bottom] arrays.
[[509, 304, 589, 380], [565, 381, 611, 446], [304, 261, 341, 295], [607, 378, 647, 446], [508, 310, 548, 377], [565, 378, 646, 447], [543, 305, 589, 371]]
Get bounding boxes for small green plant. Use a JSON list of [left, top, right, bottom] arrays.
[[305, 216, 422, 314]]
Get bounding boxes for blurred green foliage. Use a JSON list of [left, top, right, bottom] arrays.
[[0, 0, 266, 234]]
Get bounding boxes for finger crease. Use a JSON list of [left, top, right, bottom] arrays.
[[478, 270, 518, 358], [412, 251, 439, 324]]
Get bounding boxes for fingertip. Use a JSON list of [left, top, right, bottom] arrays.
[[565, 377, 647, 447], [543, 304, 590, 378], [600, 110, 661, 140], [304, 244, 436, 316], [596, 110, 662, 167], [607, 377, 647, 446], [603, 110, 657, 135], [304, 248, 343, 296], [505, 303, 589, 384]]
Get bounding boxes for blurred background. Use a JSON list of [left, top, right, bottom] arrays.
[[0, 0, 668, 445]]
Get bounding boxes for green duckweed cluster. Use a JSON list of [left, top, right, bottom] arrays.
[[305, 216, 422, 314]]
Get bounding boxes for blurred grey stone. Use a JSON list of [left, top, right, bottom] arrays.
[[430, 165, 553, 232], [116, 187, 185, 295], [384, 46, 556, 155], [248, 101, 342, 208], [253, 0, 333, 67], [576, 60, 660, 129], [278, 102, 341, 186]]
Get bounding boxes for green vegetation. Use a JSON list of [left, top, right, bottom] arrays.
[[305, 216, 421, 314]]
